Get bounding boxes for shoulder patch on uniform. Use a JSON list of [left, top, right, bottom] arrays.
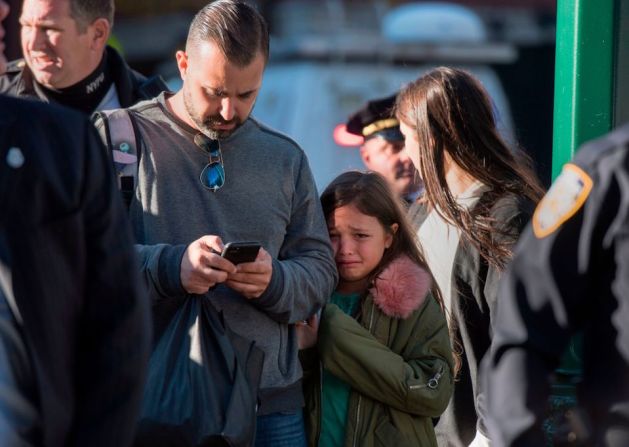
[[532, 163, 593, 238]]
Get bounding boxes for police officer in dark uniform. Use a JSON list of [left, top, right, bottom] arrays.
[[0, 0, 165, 114], [482, 122, 629, 446], [334, 94, 422, 204]]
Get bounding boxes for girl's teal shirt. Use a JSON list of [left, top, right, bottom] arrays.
[[318, 291, 361, 447]]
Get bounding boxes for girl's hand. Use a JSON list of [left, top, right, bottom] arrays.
[[295, 313, 319, 350]]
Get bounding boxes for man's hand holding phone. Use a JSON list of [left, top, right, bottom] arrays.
[[181, 237, 272, 298], [180, 235, 236, 294]]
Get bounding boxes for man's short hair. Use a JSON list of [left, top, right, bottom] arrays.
[[186, 0, 269, 66], [69, 0, 114, 31]]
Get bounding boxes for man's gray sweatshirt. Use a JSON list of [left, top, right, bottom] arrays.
[[96, 93, 337, 414]]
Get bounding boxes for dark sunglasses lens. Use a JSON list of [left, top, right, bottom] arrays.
[[200, 162, 225, 191]]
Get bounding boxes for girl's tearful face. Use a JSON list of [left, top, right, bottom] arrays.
[[327, 204, 394, 294]]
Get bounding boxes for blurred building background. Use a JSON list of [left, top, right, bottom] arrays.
[[2, 0, 556, 187]]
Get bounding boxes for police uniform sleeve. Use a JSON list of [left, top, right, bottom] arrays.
[[482, 129, 629, 446]]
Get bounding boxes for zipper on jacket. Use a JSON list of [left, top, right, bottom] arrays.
[[409, 366, 444, 390], [352, 301, 376, 447]]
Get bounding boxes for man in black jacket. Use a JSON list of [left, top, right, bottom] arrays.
[[483, 123, 629, 446], [0, 2, 151, 445], [0, 0, 165, 114]]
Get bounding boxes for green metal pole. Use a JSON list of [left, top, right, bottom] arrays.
[[552, 0, 616, 177], [547, 1, 618, 444], [551, 0, 618, 376]]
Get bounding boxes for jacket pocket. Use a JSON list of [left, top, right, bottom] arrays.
[[408, 366, 445, 391]]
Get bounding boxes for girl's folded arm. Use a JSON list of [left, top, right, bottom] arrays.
[[319, 304, 453, 417]]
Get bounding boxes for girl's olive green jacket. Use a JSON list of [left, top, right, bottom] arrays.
[[301, 256, 454, 447]]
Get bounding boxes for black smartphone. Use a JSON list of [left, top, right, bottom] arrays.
[[221, 241, 261, 264]]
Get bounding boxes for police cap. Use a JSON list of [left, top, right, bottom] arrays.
[[334, 94, 404, 147]]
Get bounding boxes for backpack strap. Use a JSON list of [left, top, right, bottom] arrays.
[[94, 109, 141, 210]]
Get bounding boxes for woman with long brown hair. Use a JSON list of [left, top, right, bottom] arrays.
[[396, 66, 545, 446]]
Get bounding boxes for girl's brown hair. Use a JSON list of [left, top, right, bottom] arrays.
[[396, 66, 545, 269], [320, 171, 444, 311]]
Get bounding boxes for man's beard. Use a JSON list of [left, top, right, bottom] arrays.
[[183, 88, 243, 139]]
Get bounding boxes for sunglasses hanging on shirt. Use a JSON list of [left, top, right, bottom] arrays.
[[194, 133, 225, 192]]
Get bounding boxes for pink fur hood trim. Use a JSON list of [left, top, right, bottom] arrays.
[[369, 256, 432, 319]]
